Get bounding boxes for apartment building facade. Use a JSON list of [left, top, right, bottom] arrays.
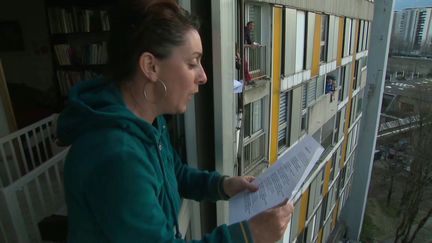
[[392, 7, 432, 53], [206, 0, 386, 242]]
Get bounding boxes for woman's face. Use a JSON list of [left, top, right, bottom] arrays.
[[157, 29, 207, 114]]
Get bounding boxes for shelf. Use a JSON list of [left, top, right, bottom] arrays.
[[46, 0, 112, 103], [56, 64, 107, 70], [51, 31, 110, 37], [45, 0, 114, 8]]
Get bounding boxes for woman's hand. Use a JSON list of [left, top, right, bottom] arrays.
[[223, 176, 258, 198], [248, 201, 294, 243]]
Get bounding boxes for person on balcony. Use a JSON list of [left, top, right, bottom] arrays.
[[244, 21, 261, 47], [244, 21, 254, 45], [326, 75, 336, 102], [57, 1, 293, 243], [243, 22, 257, 85]]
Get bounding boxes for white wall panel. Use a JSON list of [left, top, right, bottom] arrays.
[[328, 15, 335, 61], [295, 11, 306, 72], [285, 8, 297, 76], [333, 17, 339, 61]]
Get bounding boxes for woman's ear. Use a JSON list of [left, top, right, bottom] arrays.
[[138, 52, 158, 82]]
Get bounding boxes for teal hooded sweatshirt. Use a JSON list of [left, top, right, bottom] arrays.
[[57, 79, 254, 243]]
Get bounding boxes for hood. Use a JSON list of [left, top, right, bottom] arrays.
[[57, 79, 161, 146]]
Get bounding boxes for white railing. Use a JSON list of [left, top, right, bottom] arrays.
[[0, 149, 68, 243], [0, 114, 69, 243], [0, 114, 64, 188], [245, 45, 267, 80]]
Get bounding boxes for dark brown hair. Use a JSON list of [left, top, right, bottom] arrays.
[[107, 0, 200, 81]]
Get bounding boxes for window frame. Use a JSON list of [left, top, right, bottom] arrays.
[[320, 14, 329, 63]]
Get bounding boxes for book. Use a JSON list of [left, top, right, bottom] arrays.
[[229, 135, 324, 224]]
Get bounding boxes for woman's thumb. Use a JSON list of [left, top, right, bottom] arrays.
[[245, 179, 259, 192]]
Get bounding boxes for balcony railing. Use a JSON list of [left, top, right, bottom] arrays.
[[245, 45, 267, 80]]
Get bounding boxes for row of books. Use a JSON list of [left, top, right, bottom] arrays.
[[54, 42, 108, 66], [57, 70, 99, 96], [47, 8, 110, 34]]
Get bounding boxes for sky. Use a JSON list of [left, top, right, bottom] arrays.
[[395, 0, 432, 10]]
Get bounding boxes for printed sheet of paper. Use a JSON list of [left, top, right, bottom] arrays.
[[229, 135, 324, 224]]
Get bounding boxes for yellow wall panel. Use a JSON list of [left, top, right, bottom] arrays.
[[337, 17, 345, 67], [323, 159, 331, 195], [317, 229, 323, 243], [311, 15, 322, 77], [298, 188, 310, 233], [269, 7, 283, 164], [332, 200, 339, 229]]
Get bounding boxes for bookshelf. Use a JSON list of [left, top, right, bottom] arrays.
[[45, 0, 112, 98]]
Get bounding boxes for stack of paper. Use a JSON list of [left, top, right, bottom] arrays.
[[229, 135, 324, 224]]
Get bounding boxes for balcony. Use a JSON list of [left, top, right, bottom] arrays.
[[245, 45, 267, 81]]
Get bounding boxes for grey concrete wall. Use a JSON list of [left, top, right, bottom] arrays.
[[339, 0, 394, 239], [249, 0, 374, 20]]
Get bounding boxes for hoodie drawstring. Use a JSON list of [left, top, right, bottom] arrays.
[[156, 142, 182, 240]]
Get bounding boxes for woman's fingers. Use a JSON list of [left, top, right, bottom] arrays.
[[242, 176, 258, 192]]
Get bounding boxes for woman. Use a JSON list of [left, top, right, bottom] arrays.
[[57, 0, 293, 242]]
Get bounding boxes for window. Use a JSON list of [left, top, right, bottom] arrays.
[[322, 116, 335, 150], [243, 98, 266, 173], [343, 65, 351, 100], [365, 21, 370, 50], [334, 110, 342, 143], [243, 134, 265, 172], [248, 5, 261, 43], [339, 167, 346, 195], [357, 20, 364, 52], [312, 129, 321, 143], [319, 195, 328, 230], [338, 66, 346, 102], [306, 12, 316, 70], [302, 83, 308, 109], [357, 90, 364, 118], [349, 97, 355, 127], [326, 186, 335, 218], [285, 8, 296, 76], [335, 145, 342, 175], [306, 217, 315, 243], [246, 4, 267, 80], [363, 21, 368, 51], [301, 84, 309, 133], [343, 18, 352, 57], [323, 215, 333, 242], [278, 91, 292, 151], [317, 75, 325, 98], [353, 60, 359, 90], [307, 78, 317, 106], [350, 19, 356, 55], [338, 107, 346, 140], [290, 199, 302, 242], [329, 153, 337, 183], [301, 109, 309, 132], [320, 14, 329, 63], [313, 204, 323, 241]]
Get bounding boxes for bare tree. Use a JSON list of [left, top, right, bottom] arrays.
[[394, 85, 432, 243], [384, 155, 405, 206]]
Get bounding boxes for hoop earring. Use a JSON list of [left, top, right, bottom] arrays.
[[143, 79, 167, 104]]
